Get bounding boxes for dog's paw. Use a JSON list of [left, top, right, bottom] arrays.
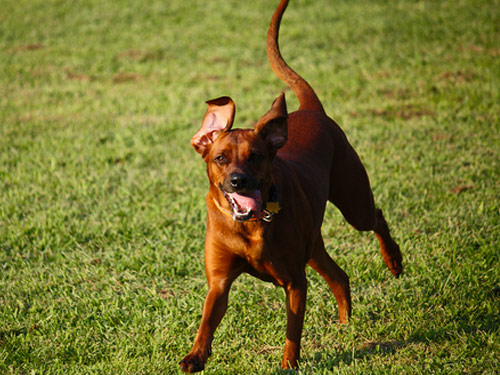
[[179, 353, 206, 373], [388, 244, 403, 278], [390, 260, 403, 278]]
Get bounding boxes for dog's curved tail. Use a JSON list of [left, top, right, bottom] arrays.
[[267, 0, 324, 113]]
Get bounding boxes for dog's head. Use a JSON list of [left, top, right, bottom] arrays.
[[191, 93, 288, 221]]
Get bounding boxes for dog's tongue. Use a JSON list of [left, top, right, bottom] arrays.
[[228, 190, 262, 219]]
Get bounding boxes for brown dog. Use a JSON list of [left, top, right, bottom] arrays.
[[179, 0, 402, 372]]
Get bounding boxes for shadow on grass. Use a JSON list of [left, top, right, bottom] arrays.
[[0, 324, 39, 342], [302, 300, 499, 371]]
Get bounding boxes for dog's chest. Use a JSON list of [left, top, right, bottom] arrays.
[[234, 229, 292, 286], [211, 218, 293, 286], [231, 225, 266, 262]]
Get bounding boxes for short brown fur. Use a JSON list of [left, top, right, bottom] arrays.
[[180, 0, 402, 372]]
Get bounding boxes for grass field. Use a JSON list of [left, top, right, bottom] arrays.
[[1, 0, 499, 373]]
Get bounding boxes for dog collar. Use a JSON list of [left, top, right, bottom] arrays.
[[213, 184, 280, 222], [262, 183, 280, 221]]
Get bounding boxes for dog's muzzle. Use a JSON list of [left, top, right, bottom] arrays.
[[221, 186, 263, 222]]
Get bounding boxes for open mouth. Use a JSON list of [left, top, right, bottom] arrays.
[[222, 188, 263, 222]]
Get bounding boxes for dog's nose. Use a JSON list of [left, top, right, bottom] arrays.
[[230, 173, 248, 190]]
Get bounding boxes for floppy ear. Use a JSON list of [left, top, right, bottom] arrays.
[[191, 96, 235, 156], [254, 92, 288, 150]]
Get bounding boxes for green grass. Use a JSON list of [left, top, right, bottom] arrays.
[[1, 0, 499, 373]]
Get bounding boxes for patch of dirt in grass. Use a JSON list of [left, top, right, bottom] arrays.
[[116, 49, 166, 62], [377, 88, 412, 99], [436, 70, 476, 84], [459, 44, 500, 57], [207, 56, 230, 64], [368, 105, 435, 120], [116, 49, 143, 60], [449, 184, 474, 194], [191, 73, 223, 82], [15, 113, 68, 124], [157, 289, 175, 299], [432, 132, 449, 141], [11, 43, 44, 52], [360, 340, 405, 353], [66, 70, 93, 82], [256, 345, 281, 355], [113, 72, 141, 83]]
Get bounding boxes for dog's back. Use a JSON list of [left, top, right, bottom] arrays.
[[269, 0, 379, 235]]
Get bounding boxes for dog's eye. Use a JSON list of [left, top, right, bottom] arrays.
[[214, 155, 228, 164]]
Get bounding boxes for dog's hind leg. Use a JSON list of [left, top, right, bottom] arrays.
[[339, 200, 402, 278], [328, 147, 402, 278], [308, 236, 352, 323], [373, 208, 403, 277], [331, 196, 403, 278]]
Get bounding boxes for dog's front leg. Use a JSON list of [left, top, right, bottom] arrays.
[[282, 275, 307, 369], [180, 260, 239, 373]]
